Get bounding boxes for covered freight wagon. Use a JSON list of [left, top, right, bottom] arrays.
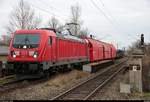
[[86, 38, 116, 62]]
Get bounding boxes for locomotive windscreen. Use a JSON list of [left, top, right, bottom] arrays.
[[13, 34, 40, 48]]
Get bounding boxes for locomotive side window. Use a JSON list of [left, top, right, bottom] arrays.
[[48, 36, 52, 45]]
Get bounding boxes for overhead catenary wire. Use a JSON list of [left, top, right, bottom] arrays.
[[89, 0, 125, 32], [26, 0, 68, 21], [89, 0, 139, 48], [89, 0, 116, 26], [98, 0, 139, 41], [91, 0, 132, 47], [78, 1, 113, 47], [98, 0, 119, 25], [37, 0, 69, 18], [89, 0, 122, 37], [99, 0, 104, 6]]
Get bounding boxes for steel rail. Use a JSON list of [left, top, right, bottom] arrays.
[[84, 64, 125, 100], [51, 59, 127, 100], [0, 75, 16, 86]]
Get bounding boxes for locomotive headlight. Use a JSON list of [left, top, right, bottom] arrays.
[[23, 45, 27, 49], [11, 51, 16, 58], [13, 54, 16, 58], [33, 51, 38, 58], [33, 54, 37, 58]]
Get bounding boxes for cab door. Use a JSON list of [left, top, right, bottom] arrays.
[[48, 36, 56, 62], [51, 36, 56, 62], [47, 36, 52, 61]]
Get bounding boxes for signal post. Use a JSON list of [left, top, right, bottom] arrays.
[[128, 49, 144, 92], [128, 34, 150, 92]]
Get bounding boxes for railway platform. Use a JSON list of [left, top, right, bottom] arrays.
[[83, 60, 114, 73]]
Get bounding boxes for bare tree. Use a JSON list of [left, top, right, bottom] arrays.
[[126, 40, 141, 55], [78, 27, 89, 37], [131, 40, 141, 49], [28, 15, 42, 29], [6, 0, 42, 34], [48, 16, 61, 30], [69, 4, 83, 36]]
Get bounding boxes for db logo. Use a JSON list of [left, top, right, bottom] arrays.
[[133, 66, 137, 71]]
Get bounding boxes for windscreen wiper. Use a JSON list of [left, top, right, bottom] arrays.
[[25, 36, 32, 48]]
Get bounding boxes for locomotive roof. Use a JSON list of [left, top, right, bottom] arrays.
[[14, 29, 85, 43], [56, 32, 85, 43], [87, 38, 114, 47], [15, 29, 56, 36]]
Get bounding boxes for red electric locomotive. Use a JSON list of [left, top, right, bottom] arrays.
[[7, 28, 88, 77]]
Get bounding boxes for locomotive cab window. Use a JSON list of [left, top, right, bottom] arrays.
[[13, 34, 40, 48], [48, 36, 52, 45]]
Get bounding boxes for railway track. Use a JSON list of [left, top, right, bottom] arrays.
[[0, 74, 21, 93], [0, 75, 47, 93], [0, 75, 16, 86], [51, 59, 127, 100]]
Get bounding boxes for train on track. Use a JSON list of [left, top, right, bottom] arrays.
[[7, 28, 117, 78], [116, 49, 125, 59]]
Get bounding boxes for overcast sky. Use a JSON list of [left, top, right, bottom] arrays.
[[0, 0, 150, 49]]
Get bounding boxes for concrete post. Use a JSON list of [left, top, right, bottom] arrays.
[[128, 49, 144, 92]]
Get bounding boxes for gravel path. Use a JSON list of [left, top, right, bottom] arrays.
[[0, 70, 91, 100]]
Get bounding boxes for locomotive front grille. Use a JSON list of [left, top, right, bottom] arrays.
[[29, 63, 38, 71], [7, 62, 40, 74]]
